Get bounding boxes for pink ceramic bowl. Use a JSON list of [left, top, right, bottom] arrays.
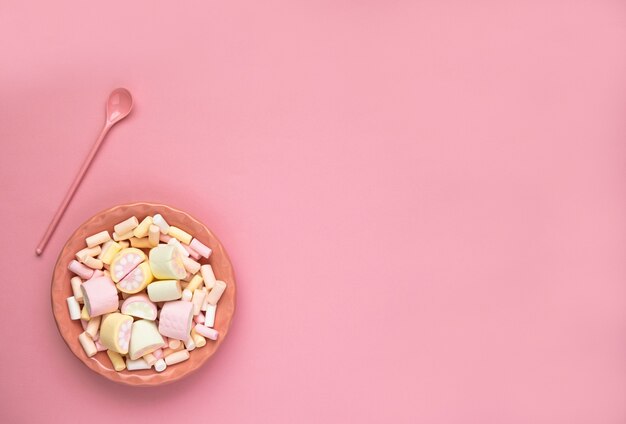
[[51, 202, 236, 386]]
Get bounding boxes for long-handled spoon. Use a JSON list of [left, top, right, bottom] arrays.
[[35, 88, 134, 256]]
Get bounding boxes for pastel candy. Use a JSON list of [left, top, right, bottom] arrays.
[[80, 276, 118, 317], [98, 240, 122, 265], [114, 216, 139, 235], [147, 280, 182, 302], [99, 312, 133, 354], [68, 260, 94, 280], [158, 300, 194, 341], [129, 319, 166, 360], [121, 294, 157, 320], [200, 264, 217, 290], [133, 216, 153, 238], [107, 350, 126, 371], [190, 238, 212, 258], [149, 245, 186, 280], [194, 324, 219, 340], [116, 262, 153, 294], [168, 226, 192, 244], [110, 248, 146, 282]]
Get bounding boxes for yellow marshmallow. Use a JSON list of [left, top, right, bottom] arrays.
[[133, 216, 153, 238], [168, 226, 193, 244], [106, 350, 126, 372]]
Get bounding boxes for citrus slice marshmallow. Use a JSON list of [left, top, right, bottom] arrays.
[[99, 313, 133, 354], [116, 262, 153, 294], [121, 294, 157, 320], [110, 248, 147, 282], [148, 245, 186, 280], [129, 319, 166, 360]]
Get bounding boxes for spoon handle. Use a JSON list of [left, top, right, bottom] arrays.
[[35, 123, 112, 255]]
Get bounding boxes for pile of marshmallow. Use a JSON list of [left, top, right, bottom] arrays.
[[65, 213, 227, 373]]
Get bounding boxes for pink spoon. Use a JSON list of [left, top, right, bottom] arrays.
[[35, 88, 134, 256]]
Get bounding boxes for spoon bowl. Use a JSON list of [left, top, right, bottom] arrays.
[[106, 88, 133, 124]]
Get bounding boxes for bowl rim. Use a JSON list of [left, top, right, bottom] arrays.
[[50, 201, 236, 387]]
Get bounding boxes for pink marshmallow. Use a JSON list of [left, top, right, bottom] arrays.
[[190, 239, 211, 259], [158, 301, 193, 341], [152, 348, 164, 360], [80, 276, 118, 317], [159, 234, 172, 243], [194, 312, 205, 324], [68, 260, 94, 280], [94, 339, 108, 352], [183, 244, 201, 260], [193, 324, 219, 341]]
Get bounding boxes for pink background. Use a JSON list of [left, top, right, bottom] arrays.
[[2, 1, 626, 422]]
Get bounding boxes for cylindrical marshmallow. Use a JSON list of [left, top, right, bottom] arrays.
[[85, 230, 111, 248], [190, 328, 207, 348], [183, 244, 201, 260], [148, 245, 186, 280], [200, 264, 217, 290], [164, 350, 190, 365], [148, 225, 160, 247], [78, 332, 97, 357], [81, 276, 119, 317], [182, 257, 201, 275], [98, 240, 122, 265], [99, 312, 133, 354], [182, 289, 193, 302], [168, 339, 181, 349], [68, 260, 94, 280], [159, 233, 172, 243], [168, 226, 192, 244], [133, 216, 153, 238], [70, 277, 84, 303], [82, 255, 103, 270], [76, 246, 101, 262], [107, 350, 126, 371], [129, 319, 165, 360], [206, 280, 227, 305], [81, 305, 90, 321], [191, 289, 206, 315], [184, 336, 196, 351], [94, 339, 107, 351], [130, 237, 152, 248], [152, 348, 164, 360], [113, 230, 134, 241], [66, 296, 81, 320], [204, 303, 216, 327], [126, 358, 151, 370], [114, 216, 139, 235], [194, 324, 219, 341], [154, 358, 167, 372], [190, 238, 212, 259], [143, 353, 158, 366], [158, 300, 193, 341], [200, 287, 209, 311], [152, 214, 170, 234], [186, 274, 203, 292], [85, 315, 101, 339], [162, 344, 185, 357], [118, 240, 130, 249], [147, 280, 182, 302], [194, 312, 205, 324]]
